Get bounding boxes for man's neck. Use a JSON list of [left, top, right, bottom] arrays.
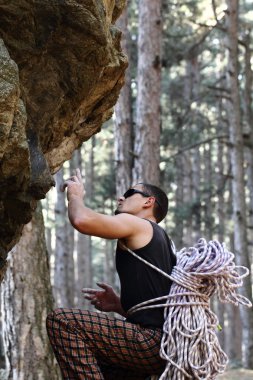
[[137, 213, 156, 223]]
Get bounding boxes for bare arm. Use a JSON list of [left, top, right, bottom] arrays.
[[62, 169, 146, 239]]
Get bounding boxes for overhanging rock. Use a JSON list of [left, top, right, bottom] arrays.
[[0, 0, 128, 280]]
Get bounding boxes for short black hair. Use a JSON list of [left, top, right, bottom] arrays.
[[138, 183, 168, 223]]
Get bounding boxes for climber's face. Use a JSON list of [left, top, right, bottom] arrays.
[[115, 184, 156, 217]]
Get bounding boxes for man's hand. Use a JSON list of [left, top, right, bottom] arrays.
[[61, 168, 85, 200], [82, 283, 127, 317]]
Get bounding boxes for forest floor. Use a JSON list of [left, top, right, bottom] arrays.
[[218, 368, 253, 379]]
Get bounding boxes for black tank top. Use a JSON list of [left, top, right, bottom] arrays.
[[116, 220, 176, 328]]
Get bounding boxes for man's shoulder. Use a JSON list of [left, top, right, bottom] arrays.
[[113, 213, 149, 226]]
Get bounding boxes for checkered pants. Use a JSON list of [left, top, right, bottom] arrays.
[[46, 308, 165, 380]]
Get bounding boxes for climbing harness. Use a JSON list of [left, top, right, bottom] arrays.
[[123, 238, 252, 380]]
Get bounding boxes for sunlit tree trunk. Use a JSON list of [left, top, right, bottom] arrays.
[[1, 204, 59, 380], [225, 0, 253, 367], [132, 0, 162, 185], [66, 154, 78, 305], [114, 4, 133, 196], [54, 168, 70, 307], [76, 148, 92, 308], [45, 196, 53, 259]]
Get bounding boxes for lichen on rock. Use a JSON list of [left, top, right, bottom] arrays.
[[0, 0, 128, 280]]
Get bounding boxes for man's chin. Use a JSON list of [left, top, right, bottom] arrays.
[[114, 209, 122, 215]]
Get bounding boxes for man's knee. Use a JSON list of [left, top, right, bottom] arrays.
[[46, 308, 65, 330]]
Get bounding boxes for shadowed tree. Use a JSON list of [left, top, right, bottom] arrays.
[[225, 0, 253, 367], [1, 203, 59, 380]]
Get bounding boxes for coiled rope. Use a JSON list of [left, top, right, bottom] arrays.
[[123, 238, 252, 380]]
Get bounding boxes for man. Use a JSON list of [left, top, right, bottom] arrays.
[[46, 169, 176, 379]]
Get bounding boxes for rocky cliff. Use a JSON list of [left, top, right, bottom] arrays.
[[0, 0, 127, 280]]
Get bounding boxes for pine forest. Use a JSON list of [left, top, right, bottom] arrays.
[[0, 0, 253, 379]]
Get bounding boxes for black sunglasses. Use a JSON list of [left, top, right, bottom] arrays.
[[123, 189, 161, 208]]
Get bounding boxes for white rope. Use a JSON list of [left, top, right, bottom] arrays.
[[123, 238, 252, 380]]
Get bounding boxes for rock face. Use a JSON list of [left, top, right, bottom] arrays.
[[0, 0, 128, 280]]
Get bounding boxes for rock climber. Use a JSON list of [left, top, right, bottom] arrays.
[[46, 168, 176, 379]]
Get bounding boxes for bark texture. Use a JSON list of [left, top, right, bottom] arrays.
[[54, 168, 73, 307], [225, 0, 253, 367], [76, 148, 92, 308], [114, 4, 133, 196], [132, 0, 162, 185], [1, 203, 59, 380], [0, 0, 128, 278]]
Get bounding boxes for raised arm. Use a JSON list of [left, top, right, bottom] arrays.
[[61, 168, 148, 240]]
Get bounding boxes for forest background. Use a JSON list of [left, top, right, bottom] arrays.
[[1, 0, 253, 379]]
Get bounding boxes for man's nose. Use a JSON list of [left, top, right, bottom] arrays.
[[118, 196, 125, 202]]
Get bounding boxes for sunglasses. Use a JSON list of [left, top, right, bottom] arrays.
[[123, 189, 161, 208]]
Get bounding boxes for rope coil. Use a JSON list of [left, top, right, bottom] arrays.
[[124, 238, 252, 380]]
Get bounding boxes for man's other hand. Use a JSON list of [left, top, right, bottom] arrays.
[[82, 283, 121, 313]]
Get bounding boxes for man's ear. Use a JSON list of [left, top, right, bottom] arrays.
[[143, 197, 156, 208]]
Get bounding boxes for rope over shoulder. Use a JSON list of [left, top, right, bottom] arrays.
[[122, 238, 252, 380]]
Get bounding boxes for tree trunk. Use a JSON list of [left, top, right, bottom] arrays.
[[54, 168, 70, 307], [132, 0, 162, 185], [243, 30, 253, 264], [225, 232, 242, 364], [225, 0, 253, 367], [203, 142, 213, 241], [114, 4, 133, 196], [66, 154, 78, 306], [189, 53, 201, 241], [216, 97, 226, 349], [174, 154, 184, 249], [75, 148, 93, 308], [1, 203, 59, 380], [182, 153, 193, 246]]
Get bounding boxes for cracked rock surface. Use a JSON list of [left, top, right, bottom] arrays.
[[0, 0, 127, 279]]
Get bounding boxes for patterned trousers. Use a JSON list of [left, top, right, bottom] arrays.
[[46, 308, 166, 380]]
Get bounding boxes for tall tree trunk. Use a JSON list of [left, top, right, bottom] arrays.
[[66, 154, 78, 306], [114, 4, 133, 196], [54, 168, 70, 307], [225, 232, 242, 364], [225, 0, 253, 367], [189, 52, 201, 241], [1, 203, 59, 380], [183, 153, 193, 246], [203, 142, 213, 241], [243, 30, 253, 264], [45, 196, 53, 259], [132, 0, 162, 185], [76, 148, 92, 308], [182, 53, 199, 246], [216, 97, 226, 349], [174, 154, 184, 249]]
